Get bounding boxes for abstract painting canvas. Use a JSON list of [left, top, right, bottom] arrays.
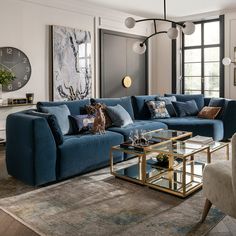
[[51, 25, 92, 101]]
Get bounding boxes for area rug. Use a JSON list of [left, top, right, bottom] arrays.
[[0, 166, 224, 236]]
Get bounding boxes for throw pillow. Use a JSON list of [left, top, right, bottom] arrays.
[[106, 104, 133, 127], [198, 106, 221, 119], [146, 100, 170, 119], [208, 98, 225, 119], [155, 96, 177, 117], [85, 102, 112, 129], [69, 115, 95, 133], [41, 104, 71, 135], [27, 110, 64, 145], [172, 100, 199, 117]]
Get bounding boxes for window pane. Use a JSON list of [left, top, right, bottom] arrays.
[[185, 63, 201, 76], [185, 90, 202, 95], [204, 21, 219, 45], [185, 49, 201, 62], [204, 62, 219, 76], [184, 77, 201, 90], [204, 47, 219, 62], [204, 90, 219, 97], [205, 77, 219, 90], [185, 24, 201, 47]]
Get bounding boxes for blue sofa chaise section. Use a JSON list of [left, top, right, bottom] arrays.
[[6, 94, 236, 186]]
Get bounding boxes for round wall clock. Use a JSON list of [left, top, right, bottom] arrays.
[[0, 47, 31, 92]]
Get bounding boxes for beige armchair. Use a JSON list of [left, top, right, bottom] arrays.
[[201, 133, 236, 222]]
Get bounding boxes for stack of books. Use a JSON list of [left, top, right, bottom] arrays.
[[185, 135, 214, 145]]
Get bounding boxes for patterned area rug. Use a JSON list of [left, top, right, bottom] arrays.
[[0, 166, 224, 236]]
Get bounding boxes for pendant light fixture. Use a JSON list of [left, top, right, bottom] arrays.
[[125, 0, 195, 54]]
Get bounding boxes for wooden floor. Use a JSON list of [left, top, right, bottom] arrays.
[[0, 145, 235, 236]]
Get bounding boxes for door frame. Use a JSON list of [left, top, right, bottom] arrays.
[[99, 29, 148, 98]]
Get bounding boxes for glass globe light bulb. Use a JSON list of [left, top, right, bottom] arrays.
[[183, 22, 195, 35], [167, 27, 178, 39], [132, 41, 146, 54], [222, 57, 232, 66], [125, 17, 136, 28]]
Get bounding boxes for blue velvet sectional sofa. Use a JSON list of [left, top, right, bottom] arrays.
[[6, 94, 236, 186]]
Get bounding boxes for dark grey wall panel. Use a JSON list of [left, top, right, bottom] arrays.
[[100, 30, 147, 98]]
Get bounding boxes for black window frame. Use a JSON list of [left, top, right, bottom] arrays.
[[172, 15, 224, 97]]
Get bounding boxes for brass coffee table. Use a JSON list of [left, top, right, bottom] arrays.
[[110, 138, 209, 198]]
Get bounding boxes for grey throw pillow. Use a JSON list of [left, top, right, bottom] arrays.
[[106, 104, 133, 127], [41, 104, 71, 135]]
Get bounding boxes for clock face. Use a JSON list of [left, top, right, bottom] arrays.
[[0, 47, 31, 92]]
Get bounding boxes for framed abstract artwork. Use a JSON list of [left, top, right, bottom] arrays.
[[50, 25, 92, 101]]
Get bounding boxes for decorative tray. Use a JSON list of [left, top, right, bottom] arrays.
[[120, 140, 160, 152]]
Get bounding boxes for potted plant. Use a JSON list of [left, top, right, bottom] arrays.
[[0, 69, 15, 101]]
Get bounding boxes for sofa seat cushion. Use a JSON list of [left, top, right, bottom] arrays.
[[153, 117, 223, 141], [108, 120, 167, 141], [58, 131, 123, 179]]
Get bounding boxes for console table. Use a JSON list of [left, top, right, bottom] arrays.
[[0, 103, 36, 142]]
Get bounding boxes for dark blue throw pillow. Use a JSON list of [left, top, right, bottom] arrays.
[[208, 98, 225, 119], [172, 100, 199, 117], [27, 110, 64, 145]]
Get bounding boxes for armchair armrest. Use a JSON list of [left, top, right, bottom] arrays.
[[222, 100, 236, 140], [6, 112, 57, 186]]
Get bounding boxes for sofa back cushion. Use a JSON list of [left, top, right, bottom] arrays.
[[41, 105, 71, 135], [165, 94, 204, 110], [94, 97, 134, 120], [37, 99, 90, 115], [132, 95, 157, 120]]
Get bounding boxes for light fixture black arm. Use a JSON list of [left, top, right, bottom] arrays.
[[141, 31, 167, 45], [136, 18, 183, 28]]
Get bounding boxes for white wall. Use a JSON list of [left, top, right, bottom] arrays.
[[0, 0, 151, 102], [149, 22, 172, 95], [225, 11, 236, 99]]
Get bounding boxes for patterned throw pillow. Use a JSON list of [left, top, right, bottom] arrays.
[[69, 115, 95, 133], [146, 100, 170, 119], [85, 103, 112, 129], [155, 96, 177, 117], [198, 106, 221, 119]]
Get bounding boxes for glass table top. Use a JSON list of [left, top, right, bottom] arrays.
[[147, 140, 208, 156], [150, 129, 191, 140]]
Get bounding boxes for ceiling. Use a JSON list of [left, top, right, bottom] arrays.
[[78, 0, 236, 18]]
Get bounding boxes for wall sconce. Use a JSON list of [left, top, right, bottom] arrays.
[[222, 47, 236, 86], [122, 76, 132, 88]]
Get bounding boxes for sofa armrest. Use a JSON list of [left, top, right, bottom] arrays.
[[222, 100, 236, 140], [6, 112, 57, 186]]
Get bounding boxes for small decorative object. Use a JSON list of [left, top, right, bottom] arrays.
[[51, 25, 92, 101], [122, 76, 132, 88], [0, 69, 15, 105], [155, 153, 170, 167], [7, 98, 28, 105], [0, 47, 31, 91], [26, 93, 34, 104], [129, 129, 152, 146], [92, 103, 106, 135]]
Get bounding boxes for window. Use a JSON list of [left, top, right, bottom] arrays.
[[182, 17, 224, 97]]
